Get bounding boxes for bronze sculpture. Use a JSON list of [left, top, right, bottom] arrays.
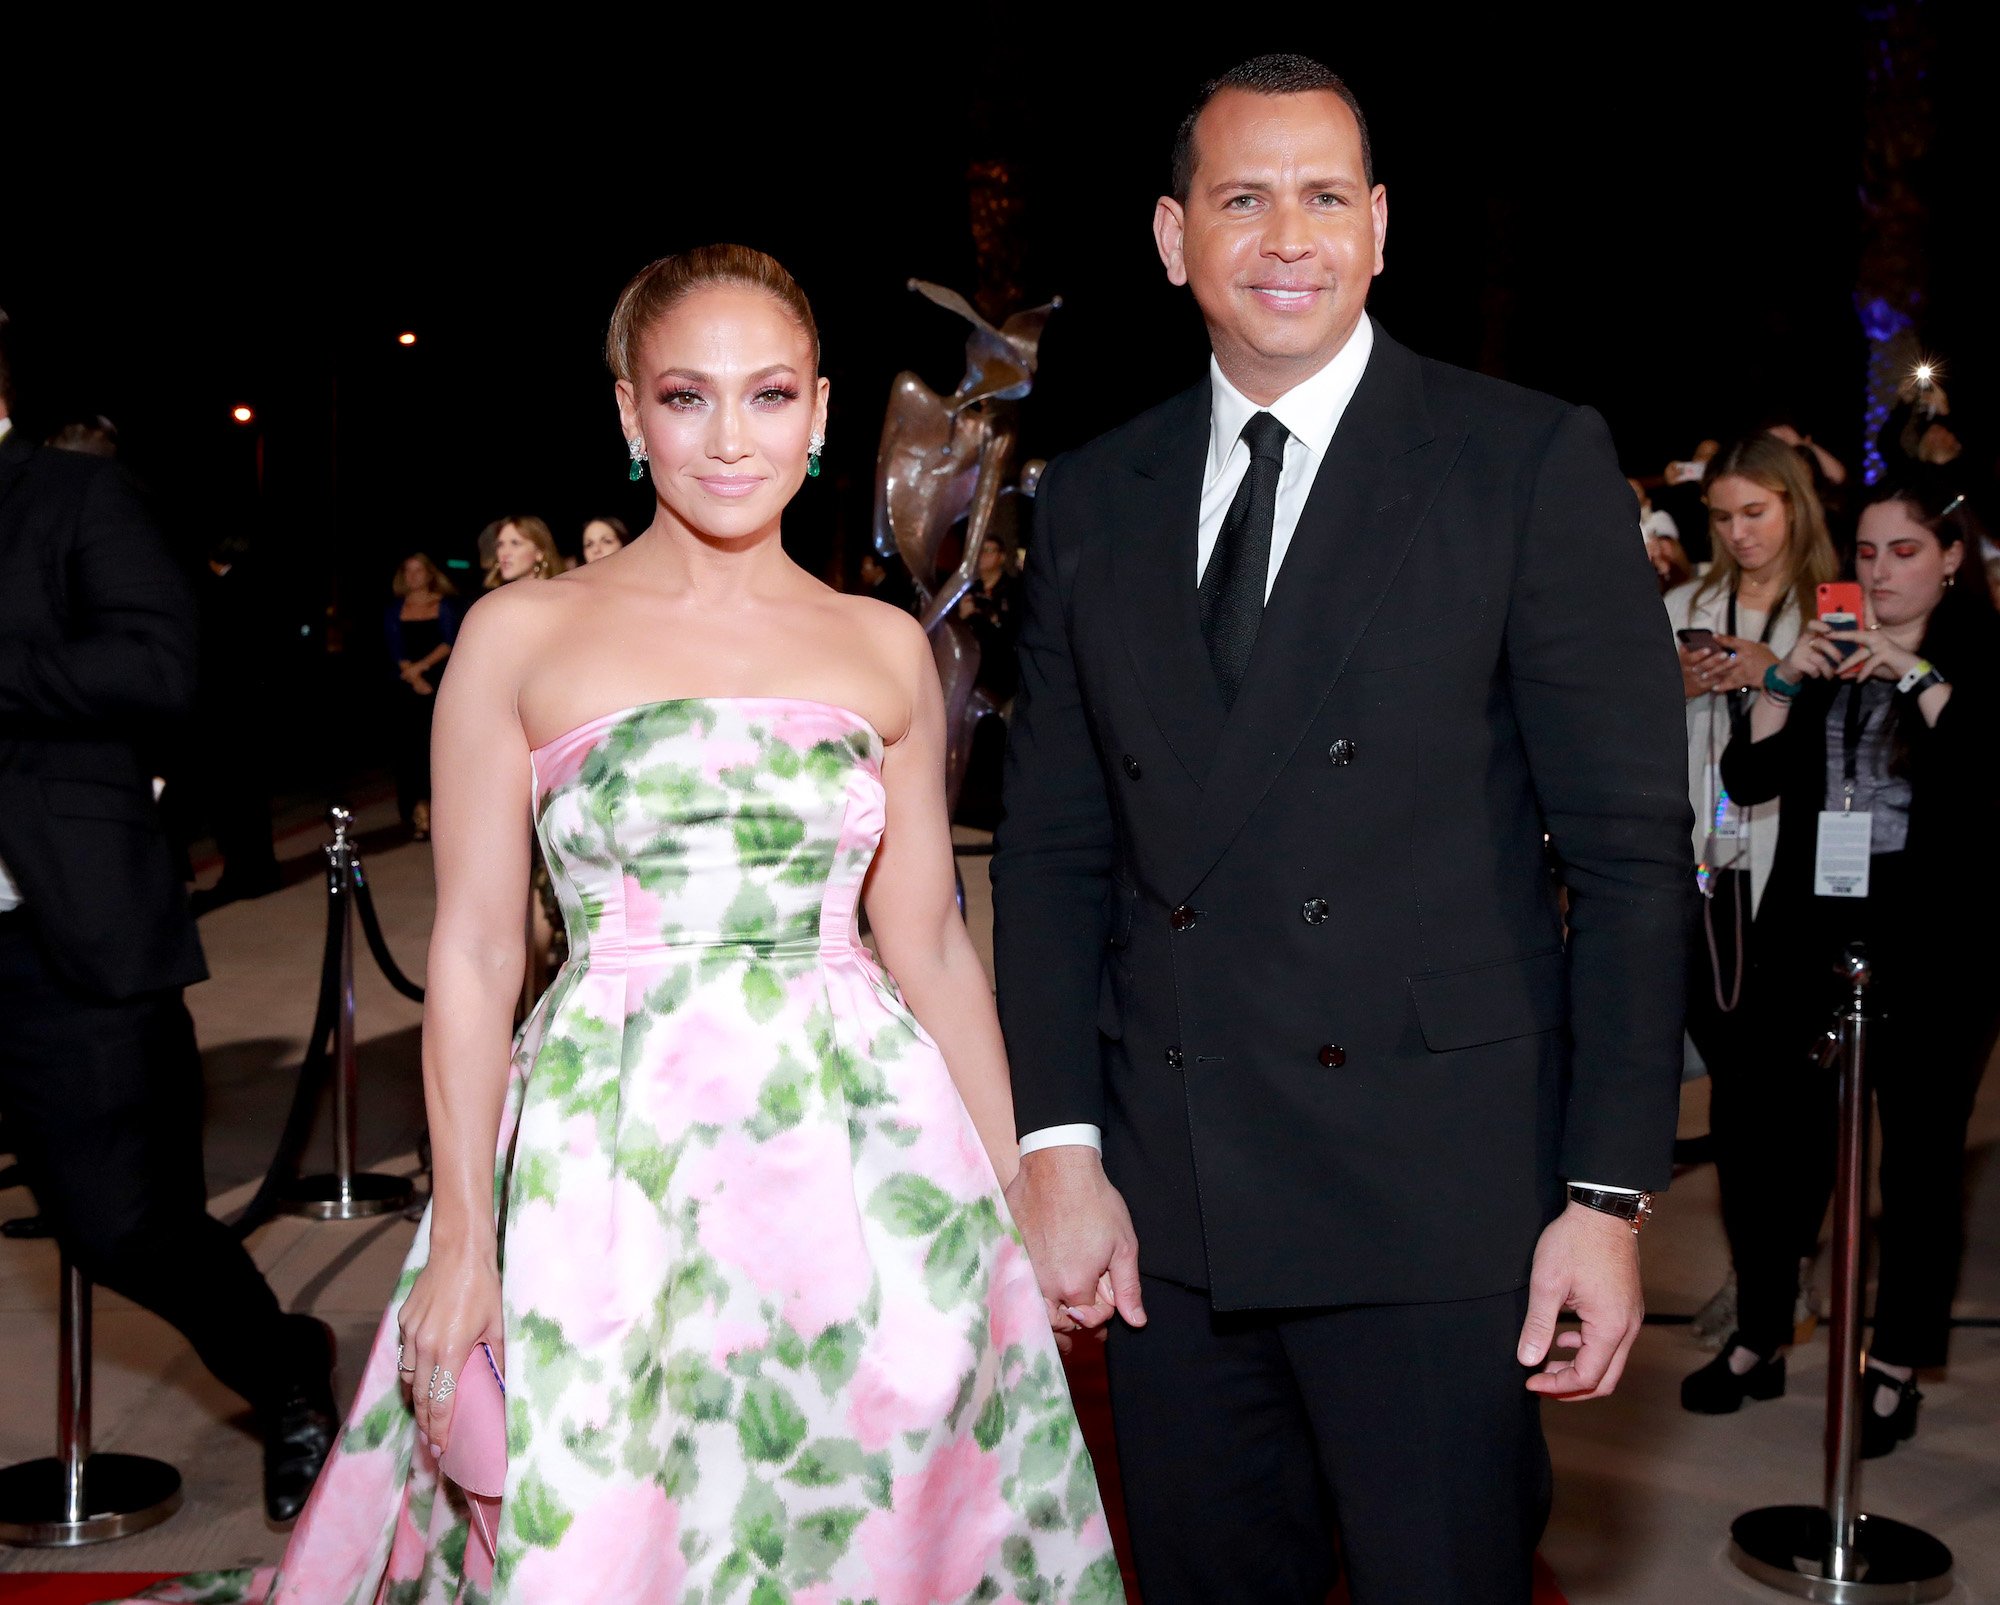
[[871, 279, 1058, 810]]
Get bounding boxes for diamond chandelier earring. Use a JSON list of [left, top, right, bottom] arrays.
[[626, 436, 649, 483], [807, 431, 825, 479]]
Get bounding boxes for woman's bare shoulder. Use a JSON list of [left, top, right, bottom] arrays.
[[449, 580, 582, 679]]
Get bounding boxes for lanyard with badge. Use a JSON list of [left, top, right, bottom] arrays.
[[1815, 683, 1874, 898], [1701, 589, 1781, 860], [1698, 591, 1783, 1011]]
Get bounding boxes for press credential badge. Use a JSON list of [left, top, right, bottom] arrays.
[[1815, 809, 1872, 898]]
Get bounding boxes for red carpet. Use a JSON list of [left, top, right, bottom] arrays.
[[0, 1580, 174, 1604], [6, 1353, 1564, 1605]]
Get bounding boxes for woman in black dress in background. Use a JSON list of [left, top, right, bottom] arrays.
[[1681, 476, 2000, 1456], [383, 553, 461, 840]]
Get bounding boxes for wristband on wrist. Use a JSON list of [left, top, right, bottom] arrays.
[[1896, 658, 1944, 697], [1763, 664, 1802, 698]]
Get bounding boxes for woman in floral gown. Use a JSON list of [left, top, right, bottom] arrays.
[[113, 246, 1120, 1605]]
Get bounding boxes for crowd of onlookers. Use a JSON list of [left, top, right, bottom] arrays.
[[1643, 371, 1995, 1460]]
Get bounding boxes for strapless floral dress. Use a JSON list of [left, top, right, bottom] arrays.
[[110, 697, 1120, 1605]]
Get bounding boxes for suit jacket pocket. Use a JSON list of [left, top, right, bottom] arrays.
[[1408, 947, 1565, 1052], [41, 777, 158, 826]]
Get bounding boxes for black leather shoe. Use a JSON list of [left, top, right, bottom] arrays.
[[1861, 1364, 1922, 1459], [260, 1316, 338, 1523], [1681, 1338, 1786, 1414]]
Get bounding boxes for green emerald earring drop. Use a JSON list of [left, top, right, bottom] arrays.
[[627, 436, 648, 482], [807, 430, 825, 479]]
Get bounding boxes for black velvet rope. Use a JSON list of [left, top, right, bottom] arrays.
[[350, 861, 426, 1003], [228, 874, 346, 1239]]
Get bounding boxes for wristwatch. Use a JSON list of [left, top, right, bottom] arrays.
[[1568, 1184, 1655, 1232]]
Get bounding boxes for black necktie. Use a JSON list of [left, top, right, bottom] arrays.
[[1199, 411, 1289, 708]]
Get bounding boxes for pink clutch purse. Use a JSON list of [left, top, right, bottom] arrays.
[[438, 1342, 506, 1572]]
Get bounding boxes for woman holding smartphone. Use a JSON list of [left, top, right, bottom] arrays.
[[1680, 476, 1999, 1456], [1665, 435, 1838, 1347]]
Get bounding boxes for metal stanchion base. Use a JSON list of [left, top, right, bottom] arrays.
[[1730, 1506, 1953, 1603], [0, 1453, 182, 1546], [280, 1171, 414, 1220]]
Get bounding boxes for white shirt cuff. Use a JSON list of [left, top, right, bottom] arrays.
[[1019, 1124, 1103, 1157], [1569, 1181, 1640, 1194]]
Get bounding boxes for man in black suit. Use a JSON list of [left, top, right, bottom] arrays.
[[991, 58, 1692, 1604], [0, 308, 335, 1521]]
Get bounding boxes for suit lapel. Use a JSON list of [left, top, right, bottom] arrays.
[[1113, 381, 1228, 782], [1178, 334, 1455, 896]]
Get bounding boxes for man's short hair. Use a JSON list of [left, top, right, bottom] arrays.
[[1170, 53, 1375, 202]]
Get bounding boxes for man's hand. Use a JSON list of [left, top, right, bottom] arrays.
[[1004, 1146, 1146, 1347], [1517, 1201, 1644, 1400]]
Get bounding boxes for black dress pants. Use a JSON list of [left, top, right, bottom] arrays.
[[1105, 1274, 1550, 1605], [194, 713, 279, 887], [0, 914, 296, 1410], [1686, 868, 1834, 1348]]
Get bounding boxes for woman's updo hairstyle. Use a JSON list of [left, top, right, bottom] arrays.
[[607, 245, 820, 383]]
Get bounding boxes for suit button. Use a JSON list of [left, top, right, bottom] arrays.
[[1317, 1044, 1347, 1068], [1328, 739, 1359, 766], [1166, 1047, 1185, 1069], [1123, 755, 1143, 780], [1302, 898, 1329, 925], [1171, 904, 1198, 931]]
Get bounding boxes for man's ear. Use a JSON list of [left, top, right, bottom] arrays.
[[1153, 197, 1189, 288]]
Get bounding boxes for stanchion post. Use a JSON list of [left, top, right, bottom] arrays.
[[1823, 950, 1871, 1579], [281, 805, 414, 1220], [1727, 944, 1954, 1603], [58, 1257, 88, 1525], [0, 1256, 182, 1545]]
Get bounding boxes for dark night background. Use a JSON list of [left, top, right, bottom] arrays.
[[4, 10, 1993, 794]]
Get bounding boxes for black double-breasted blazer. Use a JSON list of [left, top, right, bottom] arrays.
[[0, 430, 206, 1000], [990, 330, 1694, 1309]]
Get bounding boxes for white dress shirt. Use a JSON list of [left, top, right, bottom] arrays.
[[1015, 325, 1636, 1195], [0, 415, 19, 912], [1194, 314, 1375, 598]]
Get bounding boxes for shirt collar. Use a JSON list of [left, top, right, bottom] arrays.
[[0, 417, 13, 443], [1207, 313, 1374, 478]]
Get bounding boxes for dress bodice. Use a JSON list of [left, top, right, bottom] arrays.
[[530, 697, 885, 967]]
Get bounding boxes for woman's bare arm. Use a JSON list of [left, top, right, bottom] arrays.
[[862, 612, 1020, 1188], [399, 588, 543, 1447], [422, 596, 538, 1250]]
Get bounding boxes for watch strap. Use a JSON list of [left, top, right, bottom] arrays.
[[1568, 1184, 1654, 1230]]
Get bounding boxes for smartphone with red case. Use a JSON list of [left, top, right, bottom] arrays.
[[1817, 581, 1866, 661]]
